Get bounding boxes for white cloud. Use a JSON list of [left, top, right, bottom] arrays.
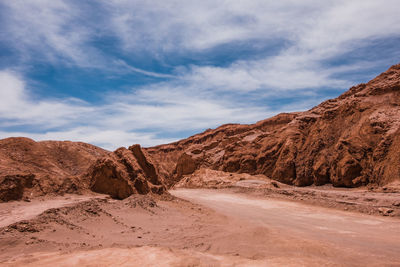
[[102, 0, 400, 91], [105, 0, 324, 51], [0, 71, 25, 108], [2, 0, 399, 89], [0, 70, 93, 128], [0, 128, 175, 151], [0, 0, 96, 66]]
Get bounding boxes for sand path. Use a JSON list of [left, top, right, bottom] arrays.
[[171, 188, 400, 264]]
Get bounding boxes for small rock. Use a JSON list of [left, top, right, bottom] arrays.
[[378, 207, 394, 216], [271, 181, 280, 188], [364, 198, 375, 202], [392, 201, 400, 207]]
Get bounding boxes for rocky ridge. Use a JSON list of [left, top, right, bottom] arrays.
[[146, 64, 400, 188]]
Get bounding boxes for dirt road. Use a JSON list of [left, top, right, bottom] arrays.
[[171, 189, 400, 265]]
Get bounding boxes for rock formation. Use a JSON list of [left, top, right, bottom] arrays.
[[87, 145, 165, 199], [0, 138, 165, 201], [146, 64, 400, 188], [0, 137, 108, 201]]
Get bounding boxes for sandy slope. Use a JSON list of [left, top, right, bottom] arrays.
[[0, 195, 105, 228]]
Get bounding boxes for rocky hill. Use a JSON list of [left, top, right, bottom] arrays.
[[0, 138, 166, 201], [146, 64, 400, 188], [0, 137, 109, 201]]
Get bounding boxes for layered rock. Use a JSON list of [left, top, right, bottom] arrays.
[[146, 64, 400, 188], [87, 145, 165, 199]]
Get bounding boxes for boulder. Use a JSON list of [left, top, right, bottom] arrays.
[[88, 145, 165, 199]]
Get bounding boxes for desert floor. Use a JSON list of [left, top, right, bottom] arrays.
[[0, 184, 399, 266]]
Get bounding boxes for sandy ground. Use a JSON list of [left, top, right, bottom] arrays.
[[232, 184, 400, 217], [0, 186, 399, 266], [173, 189, 400, 265], [176, 169, 400, 217]]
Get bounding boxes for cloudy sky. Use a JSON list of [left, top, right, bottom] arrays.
[[0, 0, 399, 150]]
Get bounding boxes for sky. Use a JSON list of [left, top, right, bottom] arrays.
[[0, 0, 400, 150]]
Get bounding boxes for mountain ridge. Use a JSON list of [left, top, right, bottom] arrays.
[[145, 63, 400, 188]]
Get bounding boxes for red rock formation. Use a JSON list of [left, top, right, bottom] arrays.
[[0, 137, 109, 201], [146, 64, 400, 188], [87, 145, 165, 199], [0, 138, 165, 201]]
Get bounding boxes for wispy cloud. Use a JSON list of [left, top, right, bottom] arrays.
[[0, 1, 95, 66], [114, 59, 175, 79]]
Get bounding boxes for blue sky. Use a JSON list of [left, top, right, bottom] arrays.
[[0, 0, 399, 150]]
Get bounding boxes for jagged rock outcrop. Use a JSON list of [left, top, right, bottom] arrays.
[[0, 174, 35, 201], [146, 64, 400, 188], [0, 137, 109, 201], [87, 145, 165, 199]]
